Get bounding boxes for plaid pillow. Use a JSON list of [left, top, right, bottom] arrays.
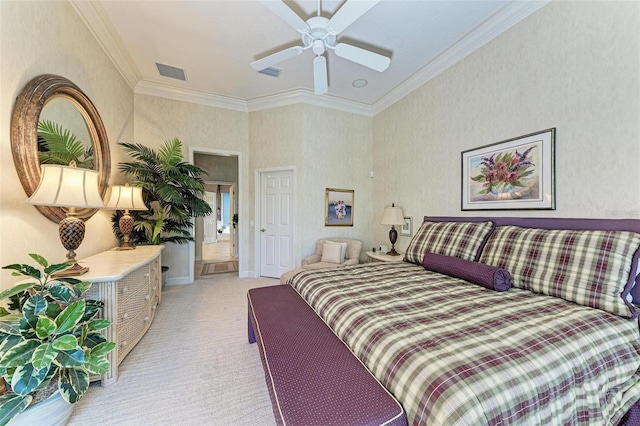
[[479, 225, 640, 318], [404, 220, 494, 264]]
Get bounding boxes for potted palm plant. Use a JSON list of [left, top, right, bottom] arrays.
[[110, 138, 212, 287], [0, 254, 115, 425]]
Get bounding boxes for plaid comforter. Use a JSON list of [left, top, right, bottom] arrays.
[[289, 262, 640, 425]]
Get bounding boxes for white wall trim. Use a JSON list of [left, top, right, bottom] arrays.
[[189, 147, 244, 280]]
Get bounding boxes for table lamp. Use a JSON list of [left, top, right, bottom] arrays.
[[26, 163, 105, 276], [381, 203, 404, 256], [106, 183, 148, 250]]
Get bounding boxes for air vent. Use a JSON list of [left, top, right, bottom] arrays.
[[258, 67, 281, 78], [155, 63, 187, 81]]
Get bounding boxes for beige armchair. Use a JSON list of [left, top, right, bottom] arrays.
[[301, 238, 363, 270]]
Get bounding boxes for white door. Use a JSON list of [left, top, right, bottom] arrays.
[[260, 170, 293, 278], [203, 191, 216, 244]]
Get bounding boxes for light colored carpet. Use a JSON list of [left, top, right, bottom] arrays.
[[67, 275, 279, 426], [200, 260, 239, 276]]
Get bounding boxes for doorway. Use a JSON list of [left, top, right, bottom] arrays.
[[191, 149, 241, 280]]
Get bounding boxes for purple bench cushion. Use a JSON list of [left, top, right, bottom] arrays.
[[422, 252, 511, 291], [247, 285, 407, 426]]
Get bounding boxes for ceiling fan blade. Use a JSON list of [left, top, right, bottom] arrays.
[[260, 0, 309, 32], [334, 43, 390, 72], [327, 0, 381, 34], [313, 55, 328, 95], [251, 46, 304, 70]]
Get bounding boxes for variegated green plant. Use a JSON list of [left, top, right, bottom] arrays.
[[0, 254, 115, 426]]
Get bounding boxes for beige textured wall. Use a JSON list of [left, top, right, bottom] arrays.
[[249, 104, 373, 271], [372, 0, 640, 253], [0, 1, 133, 288], [133, 94, 249, 281]]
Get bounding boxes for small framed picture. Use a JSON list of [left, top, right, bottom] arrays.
[[325, 188, 354, 226], [401, 216, 412, 237]]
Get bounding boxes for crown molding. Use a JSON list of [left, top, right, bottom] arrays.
[[372, 0, 550, 115], [135, 81, 249, 112], [69, 0, 139, 89], [247, 89, 374, 116]]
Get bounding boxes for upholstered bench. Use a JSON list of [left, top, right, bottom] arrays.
[[247, 285, 407, 426]]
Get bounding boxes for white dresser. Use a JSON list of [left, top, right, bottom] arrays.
[[79, 245, 164, 386]]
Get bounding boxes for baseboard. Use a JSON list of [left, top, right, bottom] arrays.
[[166, 276, 192, 286]]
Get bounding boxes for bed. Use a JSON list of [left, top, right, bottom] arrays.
[[248, 217, 640, 425]]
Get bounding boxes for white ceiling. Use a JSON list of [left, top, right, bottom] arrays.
[[71, 0, 548, 116]]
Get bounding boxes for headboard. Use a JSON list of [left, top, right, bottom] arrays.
[[423, 216, 640, 304]]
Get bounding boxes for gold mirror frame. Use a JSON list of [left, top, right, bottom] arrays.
[[11, 74, 111, 223]]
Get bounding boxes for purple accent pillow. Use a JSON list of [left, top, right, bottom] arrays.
[[423, 252, 511, 291]]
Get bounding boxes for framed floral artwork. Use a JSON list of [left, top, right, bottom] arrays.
[[461, 128, 555, 210], [325, 188, 354, 226]]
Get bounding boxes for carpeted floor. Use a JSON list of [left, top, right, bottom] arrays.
[[67, 275, 278, 426]]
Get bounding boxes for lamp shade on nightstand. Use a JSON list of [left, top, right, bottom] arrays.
[[106, 184, 148, 250], [381, 203, 404, 256]]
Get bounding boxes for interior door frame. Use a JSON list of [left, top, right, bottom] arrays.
[[254, 167, 296, 278], [189, 147, 243, 282]]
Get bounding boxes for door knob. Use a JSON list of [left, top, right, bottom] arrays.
[[260, 228, 266, 232]]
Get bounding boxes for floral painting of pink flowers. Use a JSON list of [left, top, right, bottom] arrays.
[[470, 145, 537, 196], [461, 128, 555, 210]]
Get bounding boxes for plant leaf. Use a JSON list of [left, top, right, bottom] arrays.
[[31, 343, 58, 370], [55, 300, 85, 334], [49, 283, 75, 303], [0, 340, 40, 368], [22, 294, 48, 317], [54, 348, 84, 368], [28, 254, 48, 268], [89, 341, 115, 357], [9, 363, 50, 395], [58, 368, 90, 404], [0, 393, 32, 425], [86, 319, 111, 332], [0, 315, 22, 336], [0, 282, 36, 302], [83, 354, 111, 374], [35, 316, 56, 340], [1, 264, 41, 280], [52, 335, 78, 351]]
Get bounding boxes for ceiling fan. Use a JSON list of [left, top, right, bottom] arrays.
[[251, 0, 391, 95]]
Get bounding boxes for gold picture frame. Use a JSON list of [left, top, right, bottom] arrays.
[[325, 188, 354, 226]]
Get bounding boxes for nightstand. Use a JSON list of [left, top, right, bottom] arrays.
[[366, 251, 405, 263]]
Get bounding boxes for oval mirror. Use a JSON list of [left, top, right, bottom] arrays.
[[11, 74, 111, 223]]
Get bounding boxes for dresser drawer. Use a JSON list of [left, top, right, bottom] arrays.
[[117, 298, 153, 363], [117, 285, 151, 326], [117, 265, 150, 303]]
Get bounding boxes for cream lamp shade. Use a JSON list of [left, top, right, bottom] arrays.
[[26, 164, 105, 209], [381, 204, 405, 226], [106, 185, 147, 211], [381, 203, 404, 256], [25, 164, 105, 276], [106, 184, 148, 250]]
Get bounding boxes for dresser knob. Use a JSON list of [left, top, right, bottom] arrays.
[[122, 287, 128, 294], [152, 305, 157, 310], [121, 340, 128, 347], [144, 295, 150, 301], [144, 273, 150, 279], [143, 316, 149, 322], [123, 313, 129, 320]]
